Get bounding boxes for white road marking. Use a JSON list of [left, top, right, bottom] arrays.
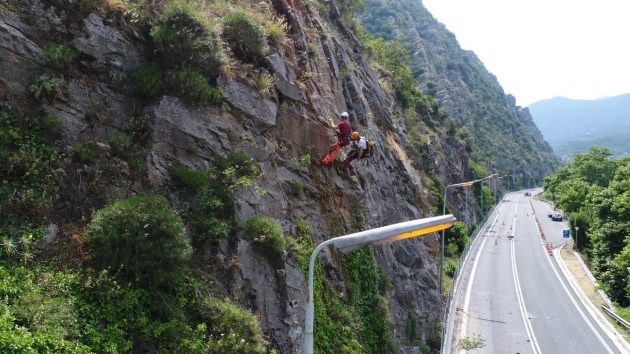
[[511, 200, 542, 354], [554, 245, 629, 353], [529, 203, 617, 353], [458, 236, 487, 354], [457, 198, 505, 353]]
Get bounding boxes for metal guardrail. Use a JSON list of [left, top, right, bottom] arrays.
[[602, 306, 630, 330]]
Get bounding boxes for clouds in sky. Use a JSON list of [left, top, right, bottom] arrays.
[[422, 0, 630, 106]]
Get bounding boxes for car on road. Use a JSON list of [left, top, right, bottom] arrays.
[[524, 192, 531, 196], [551, 212, 563, 221]]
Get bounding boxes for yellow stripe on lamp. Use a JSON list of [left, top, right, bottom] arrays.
[[383, 221, 455, 243]]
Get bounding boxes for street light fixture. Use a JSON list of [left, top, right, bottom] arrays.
[[303, 214, 457, 354], [439, 174, 498, 296]]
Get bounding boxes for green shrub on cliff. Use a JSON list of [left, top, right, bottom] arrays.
[[170, 67, 224, 104], [246, 216, 287, 255], [222, 12, 269, 61], [43, 44, 80, 69], [170, 152, 259, 249], [196, 297, 267, 354], [151, 0, 226, 78], [129, 63, 166, 99], [85, 194, 192, 291], [0, 108, 62, 222]]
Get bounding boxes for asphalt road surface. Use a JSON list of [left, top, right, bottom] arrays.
[[445, 190, 627, 354]]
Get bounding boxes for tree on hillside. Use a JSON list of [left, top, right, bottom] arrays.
[[570, 146, 616, 187]]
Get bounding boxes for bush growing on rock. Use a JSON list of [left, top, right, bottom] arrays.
[[43, 44, 80, 69], [171, 165, 210, 191], [0, 108, 62, 221], [246, 216, 287, 255], [85, 194, 191, 291], [196, 297, 267, 354], [171, 153, 260, 249], [29, 76, 64, 102], [445, 221, 469, 255], [129, 63, 166, 99], [170, 67, 223, 104], [444, 259, 458, 277], [151, 0, 226, 79], [222, 12, 269, 61], [106, 131, 133, 158]]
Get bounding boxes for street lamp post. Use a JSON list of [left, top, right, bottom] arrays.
[[303, 215, 456, 354]]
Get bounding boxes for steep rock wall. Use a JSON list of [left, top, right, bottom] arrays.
[[0, 0, 475, 352]]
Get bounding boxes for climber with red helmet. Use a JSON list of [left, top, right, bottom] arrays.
[[342, 131, 367, 170], [321, 111, 352, 166], [329, 111, 352, 148]]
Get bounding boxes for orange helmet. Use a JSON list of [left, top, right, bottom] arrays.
[[351, 131, 360, 140]]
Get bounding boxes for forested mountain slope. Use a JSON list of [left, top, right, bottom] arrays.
[[360, 0, 559, 185]]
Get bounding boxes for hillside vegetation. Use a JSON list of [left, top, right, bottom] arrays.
[[544, 147, 630, 319]]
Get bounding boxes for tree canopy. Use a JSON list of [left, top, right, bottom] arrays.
[[544, 147, 630, 307]]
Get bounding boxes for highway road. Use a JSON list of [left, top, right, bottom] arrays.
[[444, 190, 628, 353]]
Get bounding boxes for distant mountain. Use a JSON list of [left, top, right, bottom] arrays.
[[528, 94, 630, 159], [554, 134, 630, 160]]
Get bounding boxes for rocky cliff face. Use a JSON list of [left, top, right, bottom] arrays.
[[0, 0, 509, 352]]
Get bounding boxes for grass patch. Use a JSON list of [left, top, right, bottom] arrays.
[[106, 131, 133, 158], [265, 18, 287, 45], [170, 68, 223, 104], [254, 71, 274, 95], [44, 44, 80, 69], [29, 76, 64, 102], [73, 143, 98, 165], [151, 0, 226, 79], [222, 12, 269, 61]]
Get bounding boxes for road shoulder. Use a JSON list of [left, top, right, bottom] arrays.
[[555, 242, 630, 352]]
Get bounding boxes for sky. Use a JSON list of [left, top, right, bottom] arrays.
[[421, 0, 630, 107]]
